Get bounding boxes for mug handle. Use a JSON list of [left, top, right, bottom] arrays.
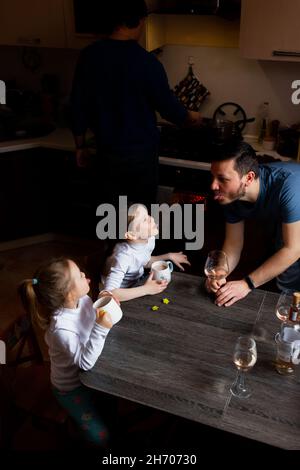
[[167, 261, 173, 272], [292, 342, 300, 365]]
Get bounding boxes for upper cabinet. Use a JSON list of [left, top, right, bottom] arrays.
[[139, 15, 166, 51], [62, 0, 101, 50], [240, 0, 300, 61], [0, 0, 66, 48], [0, 0, 240, 51], [63, 0, 165, 51]]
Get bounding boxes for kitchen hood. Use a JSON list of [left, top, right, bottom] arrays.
[[149, 0, 241, 19]]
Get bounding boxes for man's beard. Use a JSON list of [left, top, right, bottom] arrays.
[[215, 182, 247, 204]]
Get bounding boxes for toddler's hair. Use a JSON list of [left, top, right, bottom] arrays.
[[18, 257, 72, 330], [127, 203, 147, 232]]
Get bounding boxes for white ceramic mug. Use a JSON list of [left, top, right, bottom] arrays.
[[93, 296, 123, 326], [151, 260, 173, 283]]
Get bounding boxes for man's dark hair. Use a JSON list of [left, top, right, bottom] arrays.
[[211, 140, 259, 178], [92, 0, 148, 35]]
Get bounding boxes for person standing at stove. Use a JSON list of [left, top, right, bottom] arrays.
[[70, 0, 202, 209], [206, 141, 300, 306]]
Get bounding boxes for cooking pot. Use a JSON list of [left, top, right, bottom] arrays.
[[212, 117, 255, 142], [212, 102, 255, 142]]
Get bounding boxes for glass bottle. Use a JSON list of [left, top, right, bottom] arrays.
[[275, 292, 300, 375], [258, 101, 269, 144], [289, 291, 300, 322]]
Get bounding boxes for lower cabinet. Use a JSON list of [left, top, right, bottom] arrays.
[[0, 147, 95, 241]]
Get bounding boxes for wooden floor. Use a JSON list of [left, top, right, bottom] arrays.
[[0, 236, 106, 335]]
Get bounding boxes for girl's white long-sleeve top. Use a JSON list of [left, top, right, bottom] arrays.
[[45, 295, 110, 392], [102, 236, 155, 290]]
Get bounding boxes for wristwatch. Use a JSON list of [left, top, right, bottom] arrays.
[[244, 275, 255, 290]]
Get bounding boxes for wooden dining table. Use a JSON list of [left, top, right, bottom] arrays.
[[80, 272, 300, 450]]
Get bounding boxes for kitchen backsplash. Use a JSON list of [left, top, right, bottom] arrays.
[[160, 45, 300, 135]]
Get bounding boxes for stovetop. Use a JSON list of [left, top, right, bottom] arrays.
[[158, 120, 220, 163]]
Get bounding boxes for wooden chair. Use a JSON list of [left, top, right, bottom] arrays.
[[0, 314, 68, 449]]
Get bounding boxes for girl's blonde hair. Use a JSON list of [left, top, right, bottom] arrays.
[[18, 258, 73, 330]]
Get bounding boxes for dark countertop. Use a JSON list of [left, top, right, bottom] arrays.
[[80, 272, 300, 450], [0, 128, 289, 171]]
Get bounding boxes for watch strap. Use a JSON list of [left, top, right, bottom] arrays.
[[244, 275, 255, 290]]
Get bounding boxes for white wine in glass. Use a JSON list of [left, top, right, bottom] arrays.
[[230, 336, 257, 399], [204, 250, 229, 281], [275, 293, 292, 322]]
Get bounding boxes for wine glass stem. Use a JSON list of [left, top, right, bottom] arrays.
[[236, 370, 246, 391]]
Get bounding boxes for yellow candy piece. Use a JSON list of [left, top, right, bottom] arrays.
[[162, 298, 170, 304], [151, 305, 159, 311]]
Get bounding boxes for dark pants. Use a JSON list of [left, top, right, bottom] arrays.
[[92, 150, 159, 210], [53, 385, 110, 447]]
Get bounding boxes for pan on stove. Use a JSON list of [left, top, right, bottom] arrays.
[[211, 102, 255, 142]]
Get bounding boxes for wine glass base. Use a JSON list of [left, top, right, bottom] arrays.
[[230, 384, 252, 399]]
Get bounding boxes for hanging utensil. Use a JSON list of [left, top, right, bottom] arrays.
[[174, 57, 210, 111]]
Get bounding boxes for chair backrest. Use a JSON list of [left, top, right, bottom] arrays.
[[1, 314, 43, 368], [0, 314, 68, 438]]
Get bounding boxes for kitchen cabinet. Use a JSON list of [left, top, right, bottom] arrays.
[[0, 0, 66, 48], [240, 0, 300, 61], [0, 148, 66, 241], [139, 14, 166, 51], [62, 0, 100, 50], [63, 0, 165, 51]]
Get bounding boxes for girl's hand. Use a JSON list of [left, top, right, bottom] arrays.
[[168, 252, 191, 271], [98, 290, 121, 306], [144, 272, 168, 295], [96, 309, 113, 329]]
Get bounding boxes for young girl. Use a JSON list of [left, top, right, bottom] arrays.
[[18, 257, 116, 448], [102, 203, 190, 301]]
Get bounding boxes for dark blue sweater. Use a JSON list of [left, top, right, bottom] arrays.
[[70, 39, 187, 155]]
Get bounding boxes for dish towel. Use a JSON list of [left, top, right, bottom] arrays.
[[174, 65, 210, 111]]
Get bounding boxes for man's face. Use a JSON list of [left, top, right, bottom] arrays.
[[210, 159, 248, 205]]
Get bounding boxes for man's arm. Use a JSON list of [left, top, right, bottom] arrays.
[[216, 221, 300, 307], [222, 221, 245, 274], [146, 57, 203, 127]]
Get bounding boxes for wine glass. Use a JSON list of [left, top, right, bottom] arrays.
[[204, 250, 229, 282], [230, 336, 257, 399], [275, 292, 292, 322]]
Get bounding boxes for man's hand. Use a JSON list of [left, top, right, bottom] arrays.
[[205, 276, 226, 293], [76, 148, 90, 168], [215, 280, 251, 307], [168, 252, 191, 271], [185, 110, 203, 127]]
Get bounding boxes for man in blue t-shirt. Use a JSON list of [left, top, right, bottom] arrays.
[[206, 141, 300, 307]]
